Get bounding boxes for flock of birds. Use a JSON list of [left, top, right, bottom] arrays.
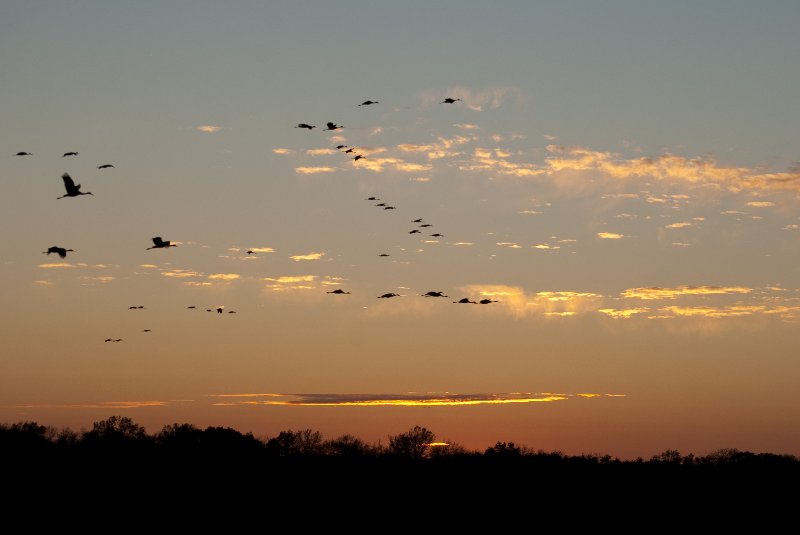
[[18, 95, 496, 343]]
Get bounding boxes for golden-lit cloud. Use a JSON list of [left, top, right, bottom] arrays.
[[661, 305, 765, 318], [33, 280, 54, 286], [410, 177, 431, 182], [273, 148, 294, 155], [248, 247, 275, 253], [289, 252, 326, 262], [599, 308, 649, 319], [295, 166, 336, 174], [162, 270, 202, 278], [208, 273, 240, 281], [209, 391, 621, 407], [453, 242, 473, 246], [264, 275, 317, 284], [453, 123, 480, 130], [395, 162, 433, 172], [184, 281, 212, 287], [139, 264, 159, 269], [747, 201, 775, 207], [38, 263, 76, 269], [597, 232, 626, 239], [305, 148, 336, 156], [665, 222, 695, 229], [197, 125, 221, 133], [398, 143, 433, 153], [622, 286, 752, 300]]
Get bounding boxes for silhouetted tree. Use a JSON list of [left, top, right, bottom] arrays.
[[266, 429, 324, 457], [388, 426, 435, 459], [0, 421, 56, 453], [651, 449, 682, 464], [323, 434, 376, 457], [81, 416, 152, 450], [484, 441, 522, 458]]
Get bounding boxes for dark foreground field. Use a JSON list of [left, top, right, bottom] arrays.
[[3, 417, 797, 529]]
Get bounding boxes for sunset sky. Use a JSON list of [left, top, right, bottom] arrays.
[[2, 1, 799, 458]]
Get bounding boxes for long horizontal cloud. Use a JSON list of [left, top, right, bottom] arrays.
[[209, 392, 623, 407], [622, 286, 752, 300], [295, 166, 336, 174]]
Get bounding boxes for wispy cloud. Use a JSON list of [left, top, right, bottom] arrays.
[[621, 286, 752, 300], [665, 222, 695, 229], [306, 148, 336, 156], [208, 273, 240, 281], [410, 177, 431, 182], [209, 391, 621, 407], [453, 123, 480, 130], [273, 148, 294, 155], [162, 270, 202, 278], [197, 125, 221, 133], [597, 232, 626, 240], [248, 247, 275, 253], [38, 263, 76, 269], [599, 308, 649, 319], [289, 252, 326, 262], [295, 166, 336, 174], [747, 201, 775, 208]]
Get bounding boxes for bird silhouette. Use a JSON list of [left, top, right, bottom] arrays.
[[422, 291, 448, 298], [353, 155, 365, 161], [43, 246, 74, 259], [324, 122, 343, 131], [147, 237, 177, 250], [344, 148, 355, 153], [358, 100, 379, 106], [142, 329, 152, 332], [454, 298, 477, 304], [419, 224, 432, 227], [62, 152, 79, 157], [336, 145, 348, 150], [187, 306, 196, 309], [409, 230, 421, 234], [216, 307, 224, 314], [246, 250, 255, 255], [375, 203, 387, 207], [327, 289, 351, 295], [378, 253, 390, 257], [366, 196, 379, 201], [128, 305, 146, 310], [430, 233, 444, 237], [15, 152, 32, 156], [383, 206, 396, 210], [412, 218, 423, 223], [228, 310, 236, 314], [105, 338, 123, 342], [479, 299, 499, 304], [378, 293, 400, 298], [97, 164, 115, 169], [57, 173, 93, 199], [296, 123, 316, 130], [442, 98, 461, 104]]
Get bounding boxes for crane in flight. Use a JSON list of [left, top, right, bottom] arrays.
[[147, 237, 177, 250], [57, 173, 93, 199]]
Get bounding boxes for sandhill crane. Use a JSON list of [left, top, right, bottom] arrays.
[[327, 289, 351, 295], [142, 329, 151, 332], [336, 145, 348, 149], [57, 173, 93, 199], [378, 293, 400, 298], [97, 164, 114, 169], [454, 298, 477, 304], [187, 306, 196, 309], [147, 237, 177, 250], [105, 338, 123, 342], [378, 253, 390, 257], [412, 219, 423, 223], [246, 250, 255, 255], [296, 123, 316, 130], [422, 291, 448, 298], [383, 206, 396, 210], [128, 306, 145, 310], [479, 299, 498, 304], [430, 233, 444, 237], [376, 203, 387, 207], [366, 196, 379, 201], [344, 148, 355, 153], [419, 224, 432, 227], [15, 152, 32, 156], [62, 151, 79, 157], [353, 155, 365, 161], [358, 100, 379, 106], [442, 98, 461, 104], [228, 310, 236, 314], [324, 122, 342, 131], [409, 230, 421, 234], [43, 246, 74, 259]]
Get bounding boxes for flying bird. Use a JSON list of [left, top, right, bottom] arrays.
[[344, 148, 355, 153], [409, 230, 421, 234], [366, 197, 379, 201], [378, 253, 390, 257], [412, 219, 423, 223], [216, 307, 224, 314], [378, 293, 400, 298], [353, 155, 365, 161], [62, 152, 79, 157], [375, 203, 387, 207], [147, 237, 177, 250], [246, 250, 255, 255], [142, 329, 152, 332], [228, 310, 236, 314], [430, 233, 444, 237], [442, 98, 461, 104], [419, 224, 432, 227], [128, 306, 145, 310], [422, 291, 448, 298], [454, 298, 477, 304], [187, 306, 196, 309], [479, 299, 499, 304], [57, 173, 93, 199], [43, 246, 74, 259], [324, 122, 343, 131], [15, 152, 32, 156], [336, 145, 348, 150], [296, 123, 316, 130], [327, 289, 351, 295], [105, 338, 123, 342], [97, 164, 115, 169], [383, 206, 396, 210], [358, 100, 379, 107]]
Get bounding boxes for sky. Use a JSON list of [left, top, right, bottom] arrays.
[[1, 1, 799, 458]]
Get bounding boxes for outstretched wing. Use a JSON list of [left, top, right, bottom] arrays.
[[152, 237, 164, 247], [326, 122, 336, 129], [61, 173, 76, 192]]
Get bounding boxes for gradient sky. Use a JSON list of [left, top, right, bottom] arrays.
[[2, 1, 799, 458]]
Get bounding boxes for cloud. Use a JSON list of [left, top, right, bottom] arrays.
[[661, 305, 765, 318], [33, 280, 54, 286], [305, 148, 336, 156], [184, 281, 212, 287], [410, 177, 431, 182], [519, 210, 542, 215], [264, 275, 317, 284], [398, 144, 434, 152], [208, 391, 621, 407], [208, 273, 240, 281], [533, 244, 560, 250], [621, 286, 752, 300], [453, 242, 473, 246], [197, 125, 221, 133], [162, 270, 202, 278], [543, 134, 558, 141], [395, 162, 433, 172], [38, 263, 76, 269], [139, 264, 159, 269], [599, 308, 649, 319], [496, 242, 522, 249], [453, 123, 480, 130], [295, 166, 336, 174], [747, 201, 775, 207], [665, 222, 695, 229], [370, 127, 383, 136], [248, 247, 275, 253], [289, 252, 326, 262], [273, 148, 294, 155], [597, 232, 626, 239]]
